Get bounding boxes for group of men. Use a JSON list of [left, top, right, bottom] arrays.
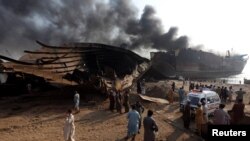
[[189, 82, 247, 103], [182, 92, 246, 139], [126, 105, 158, 141], [108, 89, 130, 113], [182, 99, 208, 135], [107, 88, 159, 141], [63, 89, 159, 141]]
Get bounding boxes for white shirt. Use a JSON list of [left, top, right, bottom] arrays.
[[74, 93, 80, 103], [64, 114, 75, 141]]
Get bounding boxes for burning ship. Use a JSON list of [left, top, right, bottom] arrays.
[[150, 48, 249, 79]]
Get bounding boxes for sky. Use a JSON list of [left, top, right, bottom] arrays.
[[133, 0, 250, 75]]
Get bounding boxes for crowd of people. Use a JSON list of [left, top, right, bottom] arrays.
[[63, 88, 159, 141], [188, 82, 247, 103], [181, 82, 247, 139], [108, 88, 159, 141], [62, 80, 247, 141]]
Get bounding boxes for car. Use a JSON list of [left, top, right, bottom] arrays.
[[180, 89, 221, 117]]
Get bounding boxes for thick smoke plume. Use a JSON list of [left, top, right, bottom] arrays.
[[0, 0, 189, 58]]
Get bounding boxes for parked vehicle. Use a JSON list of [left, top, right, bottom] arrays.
[[180, 89, 221, 117]]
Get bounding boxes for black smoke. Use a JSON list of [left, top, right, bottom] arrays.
[[0, 0, 189, 58]]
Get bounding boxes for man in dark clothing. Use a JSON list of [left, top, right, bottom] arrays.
[[222, 87, 228, 103], [231, 99, 245, 124], [183, 100, 191, 129], [115, 91, 122, 114], [195, 83, 199, 89], [220, 86, 224, 99], [189, 83, 194, 91], [134, 101, 144, 133], [235, 88, 246, 102], [215, 86, 221, 97], [171, 82, 175, 92], [109, 90, 116, 112], [143, 110, 158, 141], [123, 91, 130, 113]]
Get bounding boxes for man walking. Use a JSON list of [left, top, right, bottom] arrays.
[[134, 101, 144, 133], [63, 109, 75, 141], [231, 99, 245, 124], [125, 105, 140, 141], [109, 89, 116, 112], [115, 90, 122, 114], [178, 86, 185, 107], [143, 110, 158, 141], [213, 103, 230, 125], [195, 103, 203, 135], [123, 91, 130, 113], [171, 82, 175, 92], [73, 91, 80, 114], [235, 88, 246, 102], [183, 100, 191, 129], [201, 99, 208, 123]]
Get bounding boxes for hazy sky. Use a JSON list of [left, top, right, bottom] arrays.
[[133, 0, 250, 73]]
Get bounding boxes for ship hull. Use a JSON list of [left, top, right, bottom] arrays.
[[151, 49, 248, 79]]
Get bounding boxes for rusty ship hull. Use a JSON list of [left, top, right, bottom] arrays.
[[151, 48, 248, 79], [0, 41, 150, 93]]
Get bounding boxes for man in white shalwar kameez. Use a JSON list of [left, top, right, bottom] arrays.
[[125, 104, 140, 141], [64, 109, 75, 141], [74, 91, 80, 113]]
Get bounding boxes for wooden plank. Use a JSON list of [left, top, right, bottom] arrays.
[[139, 95, 169, 104]]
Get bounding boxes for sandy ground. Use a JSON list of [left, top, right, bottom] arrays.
[[0, 81, 250, 141]]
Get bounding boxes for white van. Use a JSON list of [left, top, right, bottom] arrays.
[[180, 89, 221, 116]]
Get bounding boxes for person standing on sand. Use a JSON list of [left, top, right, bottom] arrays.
[[125, 105, 140, 141], [134, 101, 145, 133], [201, 99, 208, 123], [201, 99, 208, 138], [109, 89, 116, 112], [73, 91, 80, 113], [195, 103, 203, 135], [171, 82, 175, 92], [143, 110, 158, 141], [115, 90, 122, 114], [228, 86, 233, 102], [141, 79, 146, 95], [183, 100, 191, 129], [168, 89, 174, 104], [235, 88, 246, 102], [231, 99, 245, 124], [63, 109, 75, 141], [222, 87, 228, 103], [123, 91, 130, 113], [178, 86, 185, 107], [213, 103, 230, 125]]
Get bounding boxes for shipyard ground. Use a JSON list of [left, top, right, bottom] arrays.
[[0, 81, 250, 141]]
